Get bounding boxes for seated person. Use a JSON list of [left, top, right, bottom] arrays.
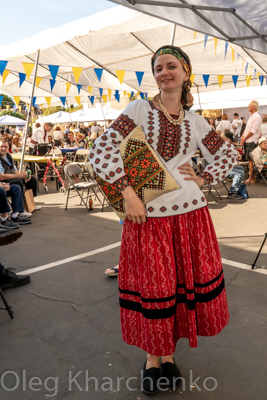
[[0, 139, 38, 198], [11, 136, 22, 153], [75, 133, 85, 148], [53, 126, 64, 146], [0, 182, 31, 226], [28, 122, 53, 153], [65, 132, 76, 147], [223, 132, 245, 200], [250, 137, 267, 177], [48, 135, 54, 145]]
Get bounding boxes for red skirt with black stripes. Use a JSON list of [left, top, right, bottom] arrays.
[[118, 206, 229, 356]]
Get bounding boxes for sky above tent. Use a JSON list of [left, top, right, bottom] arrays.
[[0, 0, 115, 46]]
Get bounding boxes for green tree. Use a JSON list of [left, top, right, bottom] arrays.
[[0, 109, 25, 120], [0, 93, 15, 107]]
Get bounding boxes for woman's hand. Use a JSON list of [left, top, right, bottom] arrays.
[[122, 186, 147, 224], [178, 162, 205, 188]]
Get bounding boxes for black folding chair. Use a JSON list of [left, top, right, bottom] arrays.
[[0, 288, 14, 319]]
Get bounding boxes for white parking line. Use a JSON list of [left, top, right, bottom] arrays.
[[20, 243, 266, 276]]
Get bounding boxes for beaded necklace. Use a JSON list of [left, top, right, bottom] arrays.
[[158, 98, 184, 126]]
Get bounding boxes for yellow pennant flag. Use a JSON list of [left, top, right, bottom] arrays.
[[22, 63, 35, 79], [246, 75, 252, 87], [194, 31, 197, 39], [127, 92, 131, 98], [35, 77, 42, 88], [136, 91, 140, 97], [190, 74, 195, 85], [257, 71, 260, 80], [214, 38, 218, 54], [66, 82, 71, 94], [18, 105, 21, 112], [102, 95, 107, 104], [217, 75, 224, 88], [242, 59, 244, 71], [72, 67, 83, 83], [123, 91, 127, 96], [107, 89, 112, 99], [116, 70, 125, 85], [45, 97, 51, 107], [2, 70, 10, 84], [88, 86, 92, 95], [231, 48, 235, 64], [13, 96, 21, 106], [75, 96, 81, 105]]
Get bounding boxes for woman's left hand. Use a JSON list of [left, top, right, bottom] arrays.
[[178, 162, 205, 188]]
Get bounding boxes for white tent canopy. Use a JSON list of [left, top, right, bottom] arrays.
[[0, 5, 266, 109], [36, 111, 73, 124], [0, 115, 26, 126]]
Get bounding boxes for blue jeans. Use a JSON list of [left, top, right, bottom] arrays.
[[0, 184, 24, 214], [228, 166, 245, 193]]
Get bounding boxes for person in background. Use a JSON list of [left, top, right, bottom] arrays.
[[240, 117, 246, 136], [240, 101, 262, 184], [11, 136, 21, 153], [216, 114, 231, 133], [208, 118, 216, 129], [29, 122, 53, 152], [250, 137, 267, 176], [260, 116, 267, 139], [231, 113, 242, 139], [53, 126, 64, 146], [90, 121, 101, 138], [75, 133, 85, 148]]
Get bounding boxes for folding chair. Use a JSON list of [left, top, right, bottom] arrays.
[[0, 288, 14, 319], [84, 162, 110, 211], [196, 158, 229, 202], [249, 152, 267, 185], [64, 163, 103, 211], [72, 149, 89, 170]]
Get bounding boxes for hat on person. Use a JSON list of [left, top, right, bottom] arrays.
[[259, 137, 267, 145], [223, 130, 235, 142]]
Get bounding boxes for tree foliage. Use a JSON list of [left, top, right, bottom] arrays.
[[0, 93, 15, 107], [0, 110, 26, 120]]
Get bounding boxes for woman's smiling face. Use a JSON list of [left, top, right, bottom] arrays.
[[153, 54, 188, 93]]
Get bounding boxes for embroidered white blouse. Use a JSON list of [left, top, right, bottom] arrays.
[[89, 100, 237, 217]]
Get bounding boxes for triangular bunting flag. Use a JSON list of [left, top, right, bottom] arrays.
[[48, 65, 59, 81], [0, 61, 8, 76], [116, 70, 125, 85], [99, 88, 103, 97], [102, 95, 107, 104], [45, 97, 51, 107], [94, 68, 103, 82], [130, 92, 134, 100], [259, 75, 264, 86], [217, 75, 224, 88], [242, 59, 244, 71], [194, 31, 197, 39], [231, 48, 235, 64], [66, 82, 71, 94], [2, 70, 10, 84], [32, 97, 36, 108], [127, 92, 131, 98], [246, 75, 252, 87], [245, 63, 248, 74], [72, 67, 83, 84], [35, 76, 42, 88], [203, 75, 210, 87], [13, 96, 20, 106], [140, 92, 144, 100], [77, 84, 82, 95], [214, 38, 218, 55], [136, 91, 140, 97], [224, 42, 229, 60], [88, 86, 92, 95], [107, 89, 112, 99], [60, 97, 66, 106], [0, 95, 3, 106], [123, 91, 127, 96], [88, 96, 94, 105], [135, 71, 144, 86], [75, 96, 81, 106], [190, 74, 195, 85], [50, 79, 56, 92], [257, 71, 260, 80], [204, 35, 208, 50], [232, 75, 239, 87], [19, 73, 26, 87], [116, 94, 120, 103], [22, 63, 35, 79]]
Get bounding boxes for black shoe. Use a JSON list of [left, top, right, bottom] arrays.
[[11, 215, 32, 225], [141, 361, 160, 395], [227, 192, 243, 200], [161, 360, 182, 390], [0, 229, 23, 246], [0, 219, 19, 229], [0, 268, 31, 289]]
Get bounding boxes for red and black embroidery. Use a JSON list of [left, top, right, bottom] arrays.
[[172, 205, 179, 210], [202, 129, 225, 155], [160, 206, 167, 212], [157, 112, 181, 162], [201, 171, 213, 184], [110, 114, 137, 139], [112, 176, 129, 192], [147, 206, 154, 213]]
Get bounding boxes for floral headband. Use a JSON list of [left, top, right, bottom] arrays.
[[151, 46, 191, 76]]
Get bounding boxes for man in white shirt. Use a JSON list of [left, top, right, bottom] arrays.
[[231, 113, 242, 139], [29, 122, 53, 151], [90, 121, 101, 137], [240, 101, 262, 183]]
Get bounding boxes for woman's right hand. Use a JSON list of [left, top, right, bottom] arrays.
[[122, 186, 147, 224]]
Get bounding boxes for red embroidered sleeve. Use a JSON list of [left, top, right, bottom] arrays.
[[112, 175, 130, 192]]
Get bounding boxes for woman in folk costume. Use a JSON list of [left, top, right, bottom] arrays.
[[89, 45, 236, 395]]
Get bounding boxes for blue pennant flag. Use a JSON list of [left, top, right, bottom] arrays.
[[135, 71, 144, 86], [145, 93, 148, 100], [32, 97, 36, 108], [232, 75, 238, 87], [60, 97, 66, 106], [130, 91, 134, 100], [88, 96, 94, 105], [203, 75, 210, 88], [0, 95, 3, 105], [13, 105, 16, 112], [48, 65, 59, 81], [140, 92, 144, 100], [19, 73, 26, 87], [94, 68, 103, 82], [116, 94, 120, 103], [259, 75, 264, 86], [245, 63, 248, 74], [0, 61, 8, 76], [77, 84, 83, 95], [224, 42, 228, 60], [99, 88, 103, 97], [204, 35, 208, 50], [50, 79, 56, 92]]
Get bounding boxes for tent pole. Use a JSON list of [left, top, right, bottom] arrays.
[[19, 49, 40, 172], [170, 24, 176, 45]]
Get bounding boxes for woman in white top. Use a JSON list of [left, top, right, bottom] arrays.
[[11, 136, 21, 153], [260, 116, 267, 138], [216, 114, 232, 133]]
